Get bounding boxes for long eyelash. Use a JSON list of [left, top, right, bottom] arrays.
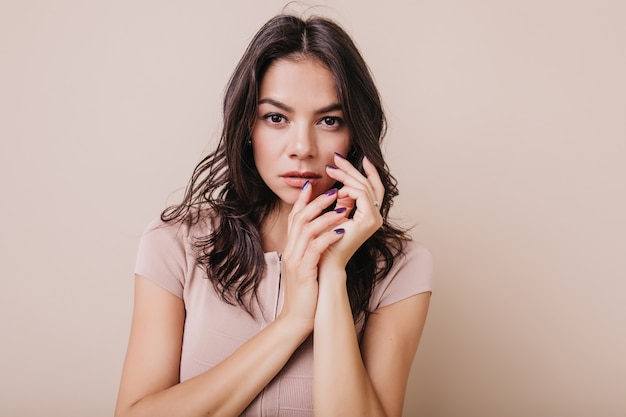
[[263, 113, 286, 123], [321, 116, 344, 126]]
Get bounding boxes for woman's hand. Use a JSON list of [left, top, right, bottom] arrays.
[[278, 181, 347, 330], [311, 155, 393, 417], [320, 153, 384, 272]]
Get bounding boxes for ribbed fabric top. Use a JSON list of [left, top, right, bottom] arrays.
[[135, 217, 433, 417]]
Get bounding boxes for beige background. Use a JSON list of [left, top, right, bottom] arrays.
[[1, 1, 624, 416]]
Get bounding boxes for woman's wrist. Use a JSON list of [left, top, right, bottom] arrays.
[[316, 266, 349, 314], [318, 258, 348, 278], [275, 311, 314, 340]]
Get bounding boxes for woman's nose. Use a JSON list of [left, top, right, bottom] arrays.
[[287, 124, 317, 159]]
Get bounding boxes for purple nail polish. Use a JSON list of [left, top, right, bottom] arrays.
[[326, 165, 337, 170], [325, 188, 337, 196], [334, 207, 347, 214], [301, 180, 310, 190], [334, 152, 346, 159], [334, 228, 345, 234]]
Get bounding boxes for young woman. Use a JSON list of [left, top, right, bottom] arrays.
[[115, 13, 432, 417]]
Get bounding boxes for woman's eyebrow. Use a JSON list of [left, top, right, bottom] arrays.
[[258, 98, 343, 114], [315, 103, 343, 114], [258, 98, 293, 112]]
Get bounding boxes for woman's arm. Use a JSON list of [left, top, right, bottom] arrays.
[[114, 275, 312, 417], [116, 177, 349, 417], [312, 154, 431, 416], [313, 272, 431, 417], [360, 292, 431, 417]]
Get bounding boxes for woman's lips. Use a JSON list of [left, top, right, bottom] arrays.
[[280, 171, 322, 188]]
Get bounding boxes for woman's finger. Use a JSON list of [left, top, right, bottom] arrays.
[[336, 184, 382, 224], [331, 153, 373, 191], [327, 154, 384, 205], [287, 190, 346, 258], [362, 156, 385, 208], [288, 180, 313, 229]]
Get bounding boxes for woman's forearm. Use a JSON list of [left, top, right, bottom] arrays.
[[116, 315, 311, 417], [313, 268, 387, 417]]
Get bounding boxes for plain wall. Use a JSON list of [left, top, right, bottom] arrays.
[[1, 1, 624, 416]]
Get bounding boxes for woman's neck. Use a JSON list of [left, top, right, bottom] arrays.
[[259, 203, 291, 254]]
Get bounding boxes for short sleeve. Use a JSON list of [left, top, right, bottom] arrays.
[[134, 218, 188, 298], [370, 240, 433, 310]]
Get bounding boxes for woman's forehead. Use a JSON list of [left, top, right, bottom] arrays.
[[258, 58, 340, 111]]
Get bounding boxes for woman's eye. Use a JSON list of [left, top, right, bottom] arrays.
[[265, 114, 285, 124], [321, 116, 342, 127]]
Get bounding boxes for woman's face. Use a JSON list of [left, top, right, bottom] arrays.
[[252, 58, 351, 210]]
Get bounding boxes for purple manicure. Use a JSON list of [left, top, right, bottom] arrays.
[[334, 228, 345, 234], [334, 207, 347, 214], [301, 180, 310, 190], [326, 165, 337, 170], [325, 188, 338, 196]]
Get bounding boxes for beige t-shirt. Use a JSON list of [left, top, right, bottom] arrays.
[[135, 217, 433, 417]]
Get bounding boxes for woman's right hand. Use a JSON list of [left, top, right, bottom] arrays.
[[279, 182, 348, 330]]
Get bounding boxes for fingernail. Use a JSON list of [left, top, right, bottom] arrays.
[[301, 180, 310, 190], [325, 188, 337, 196], [334, 228, 345, 234], [326, 165, 337, 170], [334, 152, 346, 159], [334, 207, 347, 214]]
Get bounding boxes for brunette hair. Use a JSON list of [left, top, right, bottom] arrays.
[[163, 14, 410, 321]]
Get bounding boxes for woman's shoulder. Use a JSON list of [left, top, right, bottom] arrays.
[[135, 209, 218, 297], [137, 208, 219, 270], [371, 238, 434, 310], [142, 208, 218, 241], [398, 239, 433, 269]]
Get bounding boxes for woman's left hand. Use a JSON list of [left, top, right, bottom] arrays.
[[320, 153, 384, 272]]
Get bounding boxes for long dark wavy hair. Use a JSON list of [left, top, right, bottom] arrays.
[[162, 14, 410, 321]]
